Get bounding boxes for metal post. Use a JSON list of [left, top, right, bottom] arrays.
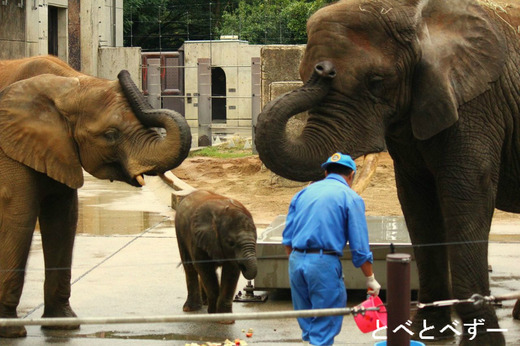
[[197, 58, 212, 146], [251, 57, 261, 154], [147, 58, 162, 109], [386, 253, 411, 346]]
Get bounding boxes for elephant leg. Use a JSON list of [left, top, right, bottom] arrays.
[[0, 163, 39, 338], [195, 263, 219, 314], [181, 264, 202, 311], [200, 280, 207, 306], [514, 300, 520, 320], [217, 263, 240, 313], [38, 187, 79, 330], [442, 195, 503, 345], [178, 244, 202, 312], [393, 165, 453, 337], [434, 149, 504, 345], [0, 222, 34, 338], [215, 263, 240, 324]]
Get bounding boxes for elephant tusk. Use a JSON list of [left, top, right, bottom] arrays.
[[352, 153, 380, 195], [136, 175, 146, 186]]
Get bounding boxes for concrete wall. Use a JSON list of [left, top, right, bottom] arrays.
[[0, 0, 132, 80], [260, 45, 306, 107], [80, 0, 101, 75], [98, 47, 141, 84], [183, 40, 262, 129], [257, 45, 307, 142], [0, 2, 26, 59], [99, 0, 124, 47]]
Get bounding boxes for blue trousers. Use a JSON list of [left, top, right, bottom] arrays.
[[289, 250, 347, 346]]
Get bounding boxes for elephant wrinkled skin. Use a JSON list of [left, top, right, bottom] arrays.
[[175, 190, 257, 323], [255, 0, 520, 344], [0, 55, 192, 337]]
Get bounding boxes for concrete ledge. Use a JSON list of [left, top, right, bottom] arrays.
[[159, 171, 196, 210]]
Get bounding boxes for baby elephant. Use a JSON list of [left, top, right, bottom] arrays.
[[175, 190, 257, 322]]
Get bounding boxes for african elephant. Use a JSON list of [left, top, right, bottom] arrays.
[[255, 0, 520, 344], [175, 190, 257, 323], [0, 55, 192, 337]]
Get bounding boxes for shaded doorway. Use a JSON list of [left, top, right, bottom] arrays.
[[47, 5, 67, 60], [211, 67, 227, 123], [48, 6, 59, 56]]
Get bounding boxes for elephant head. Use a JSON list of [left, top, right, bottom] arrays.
[[255, 0, 506, 182], [192, 197, 258, 280], [0, 59, 191, 188]]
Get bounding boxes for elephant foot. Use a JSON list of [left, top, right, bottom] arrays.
[[459, 330, 505, 346], [183, 301, 202, 312], [411, 306, 455, 340], [217, 319, 235, 325], [41, 324, 80, 331], [41, 303, 80, 330], [513, 299, 520, 320], [456, 304, 505, 346], [0, 325, 27, 338], [0, 306, 27, 338]]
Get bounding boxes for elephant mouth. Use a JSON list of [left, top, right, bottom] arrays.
[[129, 172, 156, 187], [107, 169, 149, 187], [109, 168, 162, 187], [129, 174, 146, 187], [132, 174, 146, 187]]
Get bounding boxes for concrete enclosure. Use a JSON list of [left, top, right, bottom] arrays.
[[182, 39, 262, 146], [0, 0, 138, 81], [141, 42, 307, 148]]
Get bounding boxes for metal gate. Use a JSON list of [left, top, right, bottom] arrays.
[[141, 52, 185, 115]]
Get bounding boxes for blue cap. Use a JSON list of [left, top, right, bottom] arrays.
[[321, 152, 356, 172]]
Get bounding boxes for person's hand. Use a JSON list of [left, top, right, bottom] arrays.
[[366, 274, 381, 296]]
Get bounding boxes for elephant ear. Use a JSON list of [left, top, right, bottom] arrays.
[[192, 201, 226, 259], [409, 0, 506, 140], [0, 74, 84, 188]]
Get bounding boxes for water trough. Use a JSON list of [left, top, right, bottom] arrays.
[[254, 214, 420, 291]]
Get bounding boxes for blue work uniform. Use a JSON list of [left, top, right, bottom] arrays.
[[282, 173, 373, 346]]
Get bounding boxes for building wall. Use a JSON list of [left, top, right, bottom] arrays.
[[99, 0, 124, 47], [183, 40, 262, 129], [0, 0, 132, 81], [98, 47, 141, 83], [0, 1, 26, 59], [260, 45, 306, 107]]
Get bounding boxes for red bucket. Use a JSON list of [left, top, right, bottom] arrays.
[[353, 296, 387, 333]]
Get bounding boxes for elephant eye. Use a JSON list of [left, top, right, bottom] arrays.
[[367, 75, 385, 99], [226, 238, 236, 247], [103, 128, 121, 142]]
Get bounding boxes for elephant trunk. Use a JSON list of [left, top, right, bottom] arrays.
[[118, 70, 192, 173], [255, 61, 339, 182], [239, 243, 257, 280]]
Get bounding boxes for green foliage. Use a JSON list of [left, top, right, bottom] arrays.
[[189, 145, 253, 159], [124, 0, 237, 51], [124, 0, 334, 50], [217, 0, 333, 44]]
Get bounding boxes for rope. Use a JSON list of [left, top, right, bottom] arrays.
[[1, 237, 517, 271]]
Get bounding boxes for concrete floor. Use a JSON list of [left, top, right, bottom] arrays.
[[2, 173, 520, 345]]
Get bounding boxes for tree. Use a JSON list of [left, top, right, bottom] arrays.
[[216, 0, 333, 44], [123, 0, 333, 50], [124, 0, 238, 51]]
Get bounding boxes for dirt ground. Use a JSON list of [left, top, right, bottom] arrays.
[[172, 151, 520, 226]]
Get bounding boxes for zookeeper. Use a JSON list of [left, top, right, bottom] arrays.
[[282, 152, 381, 346]]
